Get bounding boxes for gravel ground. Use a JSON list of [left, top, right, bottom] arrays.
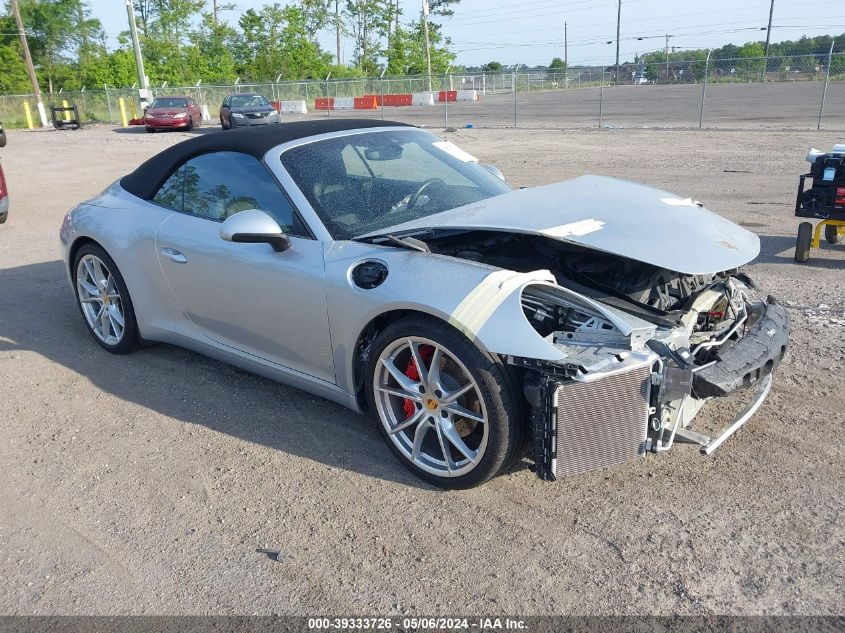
[[0, 124, 843, 616]]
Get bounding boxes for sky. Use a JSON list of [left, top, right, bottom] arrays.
[[92, 0, 845, 68]]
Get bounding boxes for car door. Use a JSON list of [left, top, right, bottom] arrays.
[[187, 98, 201, 124], [152, 151, 335, 383], [220, 98, 229, 125]]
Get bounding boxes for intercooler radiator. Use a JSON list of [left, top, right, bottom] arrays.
[[550, 362, 653, 478]]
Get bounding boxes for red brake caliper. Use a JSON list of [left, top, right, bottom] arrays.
[[402, 346, 434, 419]]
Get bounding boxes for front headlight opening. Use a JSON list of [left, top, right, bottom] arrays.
[[522, 290, 615, 338]]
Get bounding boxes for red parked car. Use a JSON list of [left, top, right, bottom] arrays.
[[144, 96, 203, 133], [0, 159, 8, 224]]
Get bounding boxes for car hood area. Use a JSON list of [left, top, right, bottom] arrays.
[[146, 108, 187, 116], [229, 106, 276, 114], [367, 175, 760, 275]]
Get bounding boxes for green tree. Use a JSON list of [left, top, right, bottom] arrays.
[[482, 61, 502, 72], [186, 12, 237, 83], [235, 3, 331, 80], [344, 0, 393, 74], [405, 18, 454, 75], [549, 57, 565, 70], [385, 23, 409, 75]]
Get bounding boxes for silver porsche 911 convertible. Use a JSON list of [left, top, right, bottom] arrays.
[[60, 120, 789, 488]]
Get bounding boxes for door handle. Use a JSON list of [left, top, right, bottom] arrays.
[[160, 247, 187, 263]]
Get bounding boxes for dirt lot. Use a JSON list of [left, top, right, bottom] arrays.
[[0, 124, 843, 616]]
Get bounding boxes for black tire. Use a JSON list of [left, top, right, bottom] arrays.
[[72, 243, 140, 354], [187, 117, 194, 131], [0, 129, 6, 147], [220, 117, 228, 130], [795, 222, 813, 263], [364, 314, 525, 489], [824, 223, 843, 245]]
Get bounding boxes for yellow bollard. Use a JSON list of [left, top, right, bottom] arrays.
[[23, 102, 34, 129], [128, 97, 137, 120], [62, 99, 71, 121], [118, 97, 128, 127]]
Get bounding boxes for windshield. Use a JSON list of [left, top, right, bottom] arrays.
[[230, 94, 270, 108], [151, 98, 187, 109], [280, 130, 511, 239]]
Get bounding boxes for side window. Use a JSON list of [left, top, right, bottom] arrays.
[[182, 151, 306, 235], [152, 164, 185, 210]]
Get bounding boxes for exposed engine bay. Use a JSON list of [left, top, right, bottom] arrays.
[[421, 227, 789, 480], [426, 230, 749, 363]]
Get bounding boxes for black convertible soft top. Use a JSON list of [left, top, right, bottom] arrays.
[[120, 119, 412, 200]]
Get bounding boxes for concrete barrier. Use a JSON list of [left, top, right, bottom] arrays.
[[456, 90, 479, 102], [279, 100, 308, 114], [412, 92, 436, 106], [334, 97, 355, 110]]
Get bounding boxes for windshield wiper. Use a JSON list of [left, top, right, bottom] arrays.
[[356, 230, 432, 253], [383, 234, 430, 253]]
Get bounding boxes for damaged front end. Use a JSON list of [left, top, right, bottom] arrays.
[[510, 270, 789, 481]]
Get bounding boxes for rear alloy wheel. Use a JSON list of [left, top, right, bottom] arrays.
[[824, 223, 844, 245], [795, 221, 812, 263], [366, 316, 524, 488], [73, 244, 140, 354]]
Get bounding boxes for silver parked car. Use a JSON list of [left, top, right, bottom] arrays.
[[60, 120, 789, 488], [219, 93, 279, 129]]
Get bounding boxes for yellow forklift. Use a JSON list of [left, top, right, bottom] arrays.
[[795, 145, 845, 262]]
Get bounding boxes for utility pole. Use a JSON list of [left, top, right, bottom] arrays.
[[615, 0, 621, 84], [422, 0, 433, 92], [763, 0, 775, 80], [125, 0, 149, 105], [10, 0, 48, 126], [763, 0, 775, 57], [335, 0, 341, 66], [665, 33, 672, 81], [564, 21, 568, 68]]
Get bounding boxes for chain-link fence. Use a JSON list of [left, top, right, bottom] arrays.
[[1, 52, 843, 130]]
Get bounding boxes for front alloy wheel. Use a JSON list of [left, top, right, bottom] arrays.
[[73, 244, 139, 354], [366, 316, 524, 488]]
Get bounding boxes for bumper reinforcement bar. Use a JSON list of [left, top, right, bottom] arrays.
[[675, 373, 773, 455]]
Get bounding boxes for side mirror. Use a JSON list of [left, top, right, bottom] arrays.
[[482, 163, 506, 182], [220, 209, 291, 253]]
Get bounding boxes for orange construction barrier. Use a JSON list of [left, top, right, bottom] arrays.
[[438, 91, 457, 103], [354, 96, 378, 110], [314, 97, 335, 110]]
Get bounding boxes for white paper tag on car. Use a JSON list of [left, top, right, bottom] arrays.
[[541, 219, 605, 238]]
